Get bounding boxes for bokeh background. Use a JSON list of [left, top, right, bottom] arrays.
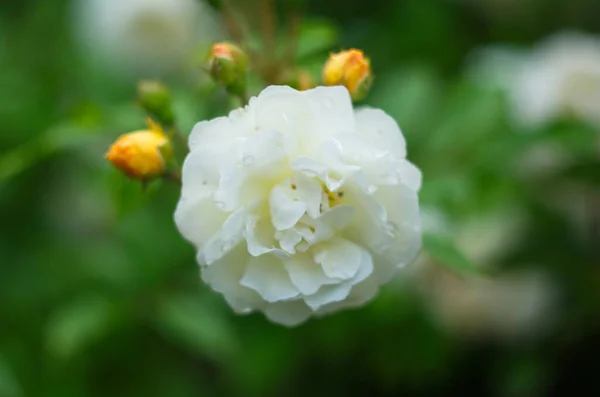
[[1, 0, 600, 396]]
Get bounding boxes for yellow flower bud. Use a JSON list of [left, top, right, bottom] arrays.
[[206, 42, 249, 96], [105, 119, 172, 181], [323, 49, 373, 101]]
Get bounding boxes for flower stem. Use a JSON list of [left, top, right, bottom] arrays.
[[238, 92, 249, 106], [163, 170, 182, 186]]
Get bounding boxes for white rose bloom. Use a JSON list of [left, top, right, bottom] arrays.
[[175, 86, 422, 326], [468, 32, 600, 128], [72, 0, 221, 77]]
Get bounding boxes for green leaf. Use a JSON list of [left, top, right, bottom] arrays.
[[296, 19, 339, 61], [560, 160, 600, 187], [0, 357, 22, 397], [369, 66, 442, 142], [155, 293, 238, 364], [45, 295, 122, 360], [0, 123, 102, 184], [423, 233, 480, 276]]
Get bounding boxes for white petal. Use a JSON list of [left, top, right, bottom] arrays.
[[303, 249, 373, 311], [200, 245, 262, 313], [344, 188, 396, 254], [372, 184, 422, 267], [241, 129, 289, 174], [240, 255, 299, 302], [275, 228, 303, 254], [315, 277, 379, 316], [318, 205, 355, 231], [291, 173, 322, 218], [269, 185, 307, 231], [397, 160, 422, 192], [354, 107, 407, 159], [284, 253, 337, 295], [245, 215, 290, 258], [174, 193, 228, 248], [264, 300, 312, 327], [303, 283, 352, 311], [201, 208, 247, 265], [180, 149, 221, 197], [212, 151, 245, 211], [374, 184, 421, 230], [188, 116, 247, 152], [251, 85, 311, 141], [313, 237, 362, 280], [303, 86, 355, 137], [291, 157, 343, 192]]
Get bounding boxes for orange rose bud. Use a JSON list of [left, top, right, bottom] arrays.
[[323, 49, 373, 101], [105, 119, 172, 181], [206, 42, 249, 96]]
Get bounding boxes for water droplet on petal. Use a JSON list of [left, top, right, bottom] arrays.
[[384, 221, 399, 237], [366, 185, 377, 194]]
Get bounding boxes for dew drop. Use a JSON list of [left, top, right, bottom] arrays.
[[384, 221, 399, 236]]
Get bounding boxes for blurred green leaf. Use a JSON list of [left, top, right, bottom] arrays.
[[45, 295, 122, 360], [155, 293, 238, 364], [0, 356, 22, 397], [296, 19, 339, 61], [430, 84, 506, 153], [423, 233, 480, 276], [369, 66, 442, 142], [561, 160, 600, 187], [0, 123, 103, 184]]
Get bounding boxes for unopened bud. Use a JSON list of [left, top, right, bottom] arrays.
[[206, 42, 249, 96], [323, 49, 373, 101], [105, 119, 172, 181], [137, 80, 174, 127]]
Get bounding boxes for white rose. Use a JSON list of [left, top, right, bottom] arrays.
[[468, 32, 600, 128], [72, 0, 221, 77], [175, 86, 422, 326]]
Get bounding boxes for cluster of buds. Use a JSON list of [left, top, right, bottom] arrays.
[[106, 81, 175, 182], [106, 39, 374, 182], [323, 49, 373, 101]]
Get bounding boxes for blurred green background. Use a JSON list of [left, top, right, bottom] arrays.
[[1, 0, 600, 396]]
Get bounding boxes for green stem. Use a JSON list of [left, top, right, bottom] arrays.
[[238, 92, 249, 106]]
